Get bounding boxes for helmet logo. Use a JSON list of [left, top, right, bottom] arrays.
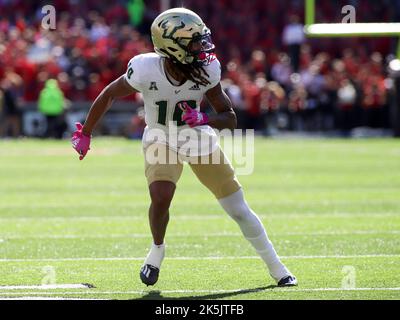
[[160, 19, 186, 47]]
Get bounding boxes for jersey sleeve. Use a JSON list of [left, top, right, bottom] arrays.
[[205, 58, 222, 90], [124, 55, 143, 92]]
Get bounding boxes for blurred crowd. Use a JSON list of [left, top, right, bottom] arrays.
[[1, 0, 400, 138], [220, 48, 391, 135]]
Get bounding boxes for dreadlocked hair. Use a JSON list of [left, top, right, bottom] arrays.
[[173, 60, 211, 87]]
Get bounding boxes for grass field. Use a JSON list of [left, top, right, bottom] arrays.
[[0, 137, 399, 300]]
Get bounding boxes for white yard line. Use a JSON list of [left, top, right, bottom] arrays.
[[0, 254, 399, 262], [0, 213, 398, 221], [0, 297, 104, 300], [0, 284, 91, 290], [1, 230, 399, 239], [0, 288, 399, 296]]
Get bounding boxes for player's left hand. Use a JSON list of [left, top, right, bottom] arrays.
[[179, 102, 209, 128]]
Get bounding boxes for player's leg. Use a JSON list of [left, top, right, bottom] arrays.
[[148, 181, 175, 245], [140, 144, 183, 286], [189, 147, 297, 286], [218, 189, 297, 286]]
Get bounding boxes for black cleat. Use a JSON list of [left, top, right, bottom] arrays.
[[140, 264, 160, 286], [278, 275, 298, 287]]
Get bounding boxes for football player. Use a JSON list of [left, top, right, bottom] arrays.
[[72, 8, 297, 287]]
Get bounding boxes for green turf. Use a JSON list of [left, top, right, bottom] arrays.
[[0, 137, 399, 300]]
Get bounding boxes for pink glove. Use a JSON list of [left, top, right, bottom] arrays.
[[71, 122, 91, 160], [180, 102, 209, 128]]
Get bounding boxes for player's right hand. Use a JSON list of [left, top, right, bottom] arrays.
[[71, 122, 91, 161]]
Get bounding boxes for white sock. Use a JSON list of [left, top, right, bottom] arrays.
[[144, 243, 165, 269], [218, 189, 291, 281]]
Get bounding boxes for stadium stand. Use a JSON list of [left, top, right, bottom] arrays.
[[1, 0, 399, 137]]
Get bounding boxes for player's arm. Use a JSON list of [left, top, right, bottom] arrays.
[[181, 83, 237, 130], [204, 83, 237, 130], [71, 75, 137, 160], [82, 75, 138, 135]]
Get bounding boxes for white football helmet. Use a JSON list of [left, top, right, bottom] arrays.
[[151, 8, 215, 66]]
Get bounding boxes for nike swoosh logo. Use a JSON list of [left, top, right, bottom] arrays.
[[175, 90, 181, 94]]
